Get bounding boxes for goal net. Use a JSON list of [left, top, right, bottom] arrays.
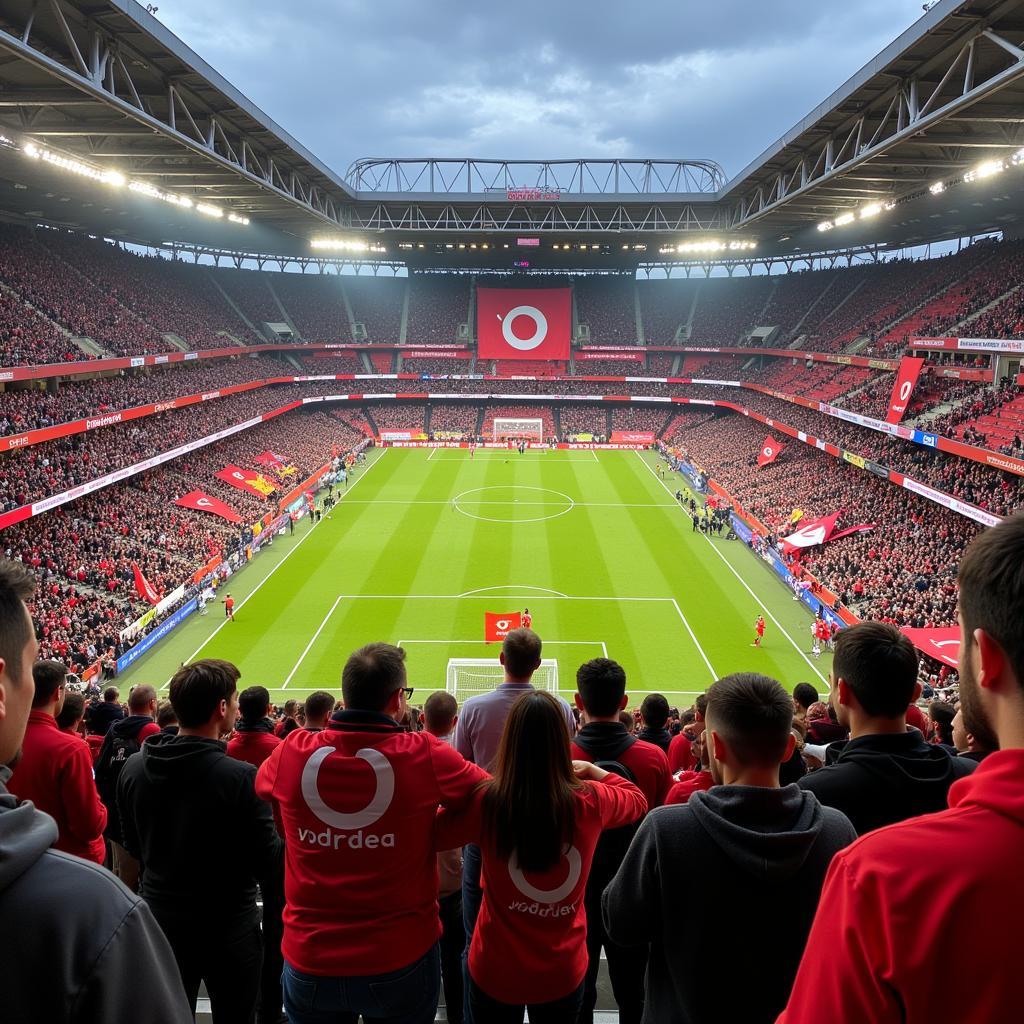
[[446, 658, 560, 704], [493, 417, 544, 443]]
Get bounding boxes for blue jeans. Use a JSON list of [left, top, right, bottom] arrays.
[[461, 844, 483, 1024], [282, 944, 440, 1024]]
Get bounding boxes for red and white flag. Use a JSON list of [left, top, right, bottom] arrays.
[[757, 435, 784, 467], [484, 612, 523, 644], [780, 513, 843, 554], [131, 562, 161, 606], [215, 464, 277, 498], [174, 489, 242, 524], [886, 356, 926, 423], [901, 626, 961, 668], [476, 287, 571, 361]]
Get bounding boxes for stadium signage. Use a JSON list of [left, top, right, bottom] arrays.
[[86, 412, 123, 430], [507, 188, 561, 201], [910, 335, 1024, 353], [116, 597, 199, 673]]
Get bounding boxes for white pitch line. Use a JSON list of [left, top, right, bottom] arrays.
[[283, 595, 344, 688], [427, 446, 438, 461], [670, 598, 718, 682], [339, 594, 677, 602], [458, 584, 569, 598], [634, 450, 828, 685], [162, 448, 389, 686], [335, 499, 677, 508]]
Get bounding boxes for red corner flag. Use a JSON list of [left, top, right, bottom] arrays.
[[757, 435, 784, 467], [131, 562, 161, 606], [485, 612, 523, 644]]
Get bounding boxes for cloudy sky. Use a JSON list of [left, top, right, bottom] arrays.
[[156, 0, 930, 182]]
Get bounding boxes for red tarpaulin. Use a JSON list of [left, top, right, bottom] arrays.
[[886, 356, 926, 423], [174, 489, 242, 524], [476, 288, 571, 361], [901, 627, 961, 668]]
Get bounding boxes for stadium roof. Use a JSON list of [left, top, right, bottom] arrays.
[[0, 0, 1023, 268]]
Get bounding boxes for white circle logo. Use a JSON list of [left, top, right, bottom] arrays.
[[763, 446, 774, 457], [899, 380, 913, 402], [300, 747, 395, 830], [508, 845, 582, 903], [499, 305, 548, 351], [496, 619, 510, 630]]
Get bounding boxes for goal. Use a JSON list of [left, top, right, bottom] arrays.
[[493, 417, 544, 443], [446, 658, 560, 703]]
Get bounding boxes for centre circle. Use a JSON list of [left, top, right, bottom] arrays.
[[452, 485, 576, 524]]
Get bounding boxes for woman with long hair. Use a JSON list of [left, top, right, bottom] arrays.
[[436, 689, 647, 1023]]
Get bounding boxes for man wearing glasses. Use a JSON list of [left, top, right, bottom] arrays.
[[257, 642, 488, 1024]]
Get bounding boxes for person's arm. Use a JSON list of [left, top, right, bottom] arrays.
[[73, 896, 194, 1023], [116, 767, 140, 860], [254, 738, 284, 803], [602, 811, 661, 947], [430, 736, 490, 809], [777, 853, 902, 1024], [434, 791, 483, 851], [237, 766, 283, 885], [653, 754, 672, 808], [579, 767, 648, 828], [60, 742, 108, 845]]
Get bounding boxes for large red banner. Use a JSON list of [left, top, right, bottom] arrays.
[[215, 464, 277, 498], [757, 434, 784, 467], [477, 288, 571, 361], [485, 612, 522, 643], [131, 562, 161, 605], [901, 626, 961, 668], [886, 356, 926, 423], [175, 489, 242, 523]]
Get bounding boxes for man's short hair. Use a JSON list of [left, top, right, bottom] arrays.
[[958, 512, 1024, 688], [833, 622, 918, 717], [342, 643, 407, 713], [502, 628, 542, 679], [304, 690, 336, 723], [694, 692, 709, 718], [238, 685, 271, 725], [32, 660, 66, 708], [55, 690, 85, 730], [156, 699, 178, 729], [706, 672, 794, 766], [424, 691, 458, 734], [168, 659, 240, 729], [641, 693, 670, 729], [102, 686, 119, 703], [793, 682, 819, 711], [283, 699, 299, 717], [576, 658, 627, 718], [0, 559, 35, 684], [128, 684, 157, 714]]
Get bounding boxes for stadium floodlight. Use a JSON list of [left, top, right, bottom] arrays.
[[1011, 147, 1024, 167], [817, 220, 834, 232], [310, 238, 384, 253], [834, 212, 856, 227], [929, 181, 946, 195], [964, 158, 1005, 183], [859, 203, 882, 219]]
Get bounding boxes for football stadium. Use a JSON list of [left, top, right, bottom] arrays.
[[1, 1, 1023, 1022]]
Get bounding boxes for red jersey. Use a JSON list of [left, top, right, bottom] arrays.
[[756, 619, 766, 635], [571, 730, 671, 809], [256, 711, 488, 976], [225, 597, 235, 611], [667, 731, 695, 774], [436, 774, 646, 1004], [779, 749, 1024, 1024], [227, 727, 281, 769], [665, 769, 714, 804], [8, 710, 108, 863], [522, 613, 533, 629]]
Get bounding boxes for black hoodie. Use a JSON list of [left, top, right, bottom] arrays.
[[636, 725, 671, 753], [95, 714, 157, 844], [117, 732, 282, 935], [603, 784, 856, 1024], [798, 730, 977, 834]]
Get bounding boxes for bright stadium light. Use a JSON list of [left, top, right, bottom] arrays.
[[834, 212, 856, 227], [1011, 147, 1024, 167], [859, 203, 882, 219], [964, 158, 1005, 183], [817, 220, 834, 232], [929, 181, 945, 195]]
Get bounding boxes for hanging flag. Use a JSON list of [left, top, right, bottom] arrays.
[[757, 435, 784, 467], [215, 464, 277, 498], [174, 490, 242, 524], [485, 612, 523, 643], [131, 562, 161, 606], [886, 356, 926, 423], [780, 513, 874, 555]]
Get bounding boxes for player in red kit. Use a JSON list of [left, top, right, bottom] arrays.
[[522, 607, 532, 630], [752, 615, 765, 647], [223, 593, 235, 621]]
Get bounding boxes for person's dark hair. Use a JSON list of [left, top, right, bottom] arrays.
[[156, 699, 178, 729], [304, 690, 336, 723], [342, 643, 407, 712], [283, 699, 299, 717], [0, 559, 35, 684], [618, 709, 635, 732], [958, 512, 1024, 689], [482, 691, 582, 873], [706, 672, 794, 766], [793, 682, 819, 711], [640, 693, 670, 729], [128, 684, 157, 714], [32, 660, 66, 708], [694, 692, 709, 718], [929, 700, 956, 745], [424, 691, 458, 734], [576, 658, 627, 718], [238, 685, 271, 725], [681, 709, 696, 726], [102, 686, 119, 703], [55, 690, 85, 730], [168, 659, 240, 729], [502, 628, 542, 679], [833, 622, 918, 717]]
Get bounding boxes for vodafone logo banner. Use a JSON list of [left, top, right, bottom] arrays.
[[901, 626, 961, 668], [757, 434, 784, 467], [485, 611, 523, 643], [477, 287, 571, 361], [175, 489, 242, 524], [886, 356, 925, 424]]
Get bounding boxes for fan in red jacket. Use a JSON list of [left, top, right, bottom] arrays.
[[7, 661, 107, 864], [779, 514, 1024, 1024], [227, 686, 282, 769], [668, 693, 707, 773]]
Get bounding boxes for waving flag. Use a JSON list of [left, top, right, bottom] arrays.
[[901, 627, 961, 668], [886, 356, 926, 423], [174, 489, 242, 524], [131, 562, 161, 605], [216, 464, 277, 498], [780, 513, 874, 555], [485, 612, 523, 643], [757, 435, 784, 467]]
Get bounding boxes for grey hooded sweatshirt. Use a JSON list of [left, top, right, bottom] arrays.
[[0, 766, 192, 1023], [602, 783, 856, 1024]]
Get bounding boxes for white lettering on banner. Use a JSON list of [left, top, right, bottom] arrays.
[[184, 352, 198, 360], [691, 379, 742, 387], [958, 338, 1024, 353], [508, 845, 582, 904], [301, 747, 395, 830], [155, 400, 177, 413], [86, 412, 123, 430], [900, 477, 1002, 527], [154, 355, 168, 364], [201, 391, 221, 401], [8, 436, 29, 448], [0, 371, 13, 381], [198, 498, 212, 507], [130, 357, 145, 367]]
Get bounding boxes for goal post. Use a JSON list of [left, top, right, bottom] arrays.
[[493, 417, 544, 443], [446, 657, 559, 703]]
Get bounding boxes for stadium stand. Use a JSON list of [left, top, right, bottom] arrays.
[[405, 276, 470, 344], [574, 277, 638, 344], [341, 276, 404, 343]]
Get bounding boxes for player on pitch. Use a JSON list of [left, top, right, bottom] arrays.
[[522, 608, 532, 630], [223, 593, 235, 621], [752, 614, 765, 648]]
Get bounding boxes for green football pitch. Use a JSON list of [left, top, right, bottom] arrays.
[[118, 447, 833, 708]]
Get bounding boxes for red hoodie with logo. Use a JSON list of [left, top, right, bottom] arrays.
[[436, 774, 647, 1004], [778, 748, 1024, 1024], [255, 710, 488, 976]]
